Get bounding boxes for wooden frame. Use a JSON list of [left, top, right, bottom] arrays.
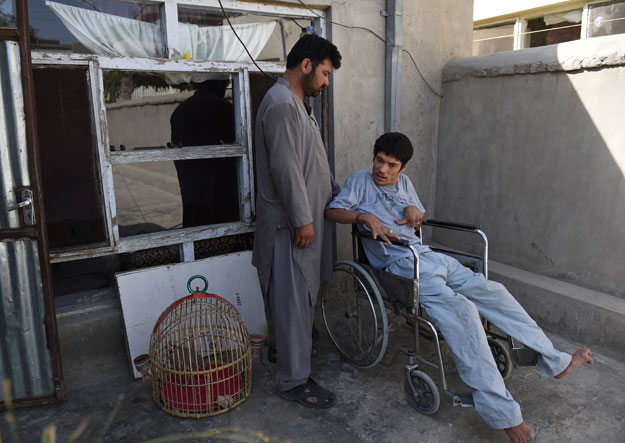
[[29, 0, 327, 263]]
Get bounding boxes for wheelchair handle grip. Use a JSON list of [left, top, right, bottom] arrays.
[[423, 219, 481, 231], [356, 230, 411, 247]]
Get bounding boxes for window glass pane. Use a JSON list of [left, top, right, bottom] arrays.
[[525, 10, 582, 48], [473, 22, 515, 55], [1, 0, 17, 28], [589, 1, 625, 38], [113, 159, 239, 237], [104, 70, 235, 150], [177, 6, 311, 62], [33, 66, 108, 249], [28, 0, 164, 56]]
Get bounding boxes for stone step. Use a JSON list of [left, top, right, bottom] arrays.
[[56, 295, 129, 388], [489, 260, 625, 363]]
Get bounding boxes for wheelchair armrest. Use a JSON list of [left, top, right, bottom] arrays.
[[422, 219, 481, 232], [421, 219, 489, 279], [356, 230, 410, 247], [352, 226, 419, 281]]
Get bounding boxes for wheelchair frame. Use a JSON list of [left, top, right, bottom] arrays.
[[321, 219, 538, 415]]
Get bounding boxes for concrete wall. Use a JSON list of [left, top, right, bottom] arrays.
[[436, 34, 625, 297], [311, 0, 474, 258]]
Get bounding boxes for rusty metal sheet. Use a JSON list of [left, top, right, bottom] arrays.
[[0, 240, 55, 401], [0, 40, 57, 404]]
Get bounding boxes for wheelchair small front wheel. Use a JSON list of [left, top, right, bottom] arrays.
[[405, 369, 440, 415], [488, 338, 513, 379]]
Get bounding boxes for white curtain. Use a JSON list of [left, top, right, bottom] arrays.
[[544, 11, 583, 26], [46, 1, 277, 84]]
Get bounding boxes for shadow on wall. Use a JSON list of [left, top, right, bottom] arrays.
[[435, 37, 625, 297]]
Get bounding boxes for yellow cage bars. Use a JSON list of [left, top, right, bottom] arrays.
[[149, 276, 252, 417]]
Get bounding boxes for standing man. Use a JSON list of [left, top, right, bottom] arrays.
[[253, 34, 342, 408]]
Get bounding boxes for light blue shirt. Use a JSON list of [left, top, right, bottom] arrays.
[[327, 170, 430, 268]]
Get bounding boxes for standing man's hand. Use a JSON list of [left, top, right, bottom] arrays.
[[395, 206, 424, 229], [295, 223, 314, 248]]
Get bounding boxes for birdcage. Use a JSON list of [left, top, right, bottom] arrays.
[[150, 275, 252, 417]]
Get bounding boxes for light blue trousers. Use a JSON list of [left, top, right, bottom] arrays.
[[387, 251, 571, 429]]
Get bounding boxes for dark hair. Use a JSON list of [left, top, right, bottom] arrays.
[[373, 132, 414, 166], [286, 34, 342, 70]]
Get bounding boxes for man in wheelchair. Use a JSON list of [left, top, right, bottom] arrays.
[[325, 132, 593, 443]]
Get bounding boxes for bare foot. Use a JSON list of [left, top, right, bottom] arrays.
[[555, 347, 594, 379], [504, 422, 535, 442]]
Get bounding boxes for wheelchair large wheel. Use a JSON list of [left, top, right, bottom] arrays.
[[488, 338, 513, 379], [321, 261, 388, 368], [405, 370, 440, 415]]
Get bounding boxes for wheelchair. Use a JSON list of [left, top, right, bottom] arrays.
[[320, 220, 538, 415]]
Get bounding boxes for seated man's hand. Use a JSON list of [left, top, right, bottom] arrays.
[[295, 223, 314, 248], [395, 205, 424, 229], [359, 213, 401, 245]]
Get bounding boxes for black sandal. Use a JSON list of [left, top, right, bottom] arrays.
[[277, 378, 336, 409]]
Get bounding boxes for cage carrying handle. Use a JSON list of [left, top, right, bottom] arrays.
[[187, 275, 209, 294]]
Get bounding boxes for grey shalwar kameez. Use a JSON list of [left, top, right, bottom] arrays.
[[252, 77, 337, 391]]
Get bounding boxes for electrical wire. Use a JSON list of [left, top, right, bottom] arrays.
[[295, 0, 443, 97], [296, 0, 385, 42], [289, 17, 307, 31], [216, 0, 277, 79], [403, 49, 442, 98]]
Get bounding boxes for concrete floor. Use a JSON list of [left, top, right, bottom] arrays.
[[2, 324, 625, 443]]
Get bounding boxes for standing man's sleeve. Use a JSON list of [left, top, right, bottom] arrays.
[[262, 103, 312, 228]]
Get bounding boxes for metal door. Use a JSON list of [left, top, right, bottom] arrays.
[[0, 0, 64, 408]]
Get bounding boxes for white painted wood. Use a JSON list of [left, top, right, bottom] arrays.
[[31, 54, 89, 66], [233, 71, 252, 223], [116, 250, 266, 378], [49, 222, 254, 263], [242, 68, 255, 216], [174, 0, 322, 18], [581, 2, 590, 39], [233, 71, 245, 145], [32, 51, 285, 73], [514, 17, 524, 50], [88, 61, 117, 248], [162, 2, 181, 59], [109, 145, 245, 164], [179, 241, 195, 262]]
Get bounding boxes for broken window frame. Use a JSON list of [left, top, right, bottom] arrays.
[[29, 0, 326, 263]]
